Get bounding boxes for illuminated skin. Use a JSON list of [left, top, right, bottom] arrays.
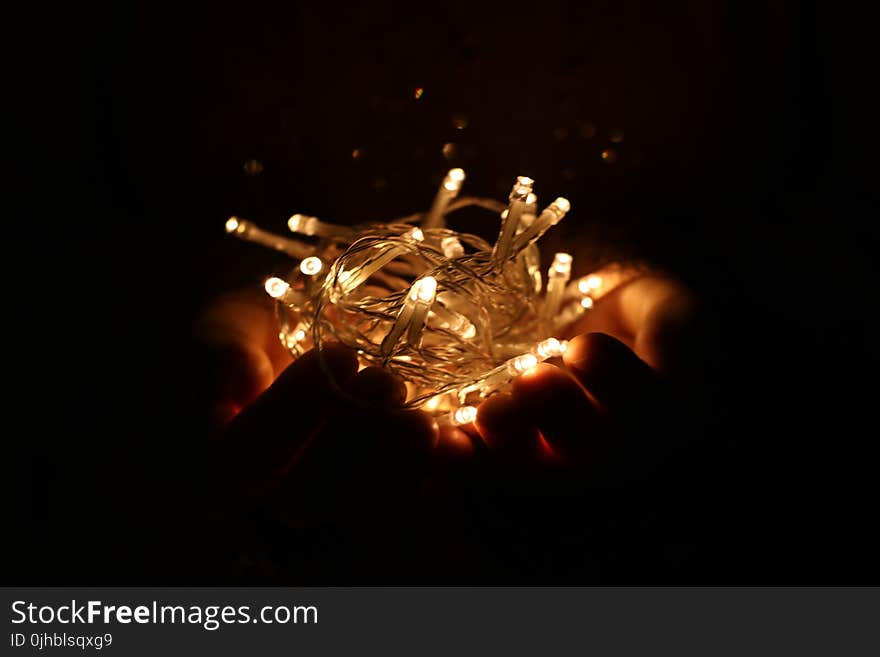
[[194, 267, 697, 500]]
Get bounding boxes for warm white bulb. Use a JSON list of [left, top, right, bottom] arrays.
[[535, 337, 567, 359], [442, 168, 465, 192], [264, 277, 290, 299], [225, 217, 240, 233], [578, 275, 602, 294], [441, 236, 465, 258], [423, 396, 442, 411], [409, 227, 425, 242], [300, 256, 323, 276], [453, 405, 478, 425], [581, 296, 594, 309], [526, 192, 537, 205], [294, 328, 307, 342], [551, 252, 573, 276], [508, 352, 539, 375], [410, 276, 438, 303], [517, 175, 535, 187], [553, 197, 571, 214]]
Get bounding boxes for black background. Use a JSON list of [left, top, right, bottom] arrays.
[[13, 0, 878, 583]]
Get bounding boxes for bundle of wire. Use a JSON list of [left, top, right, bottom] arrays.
[[225, 169, 607, 427]]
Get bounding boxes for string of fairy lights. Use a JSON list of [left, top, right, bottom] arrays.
[[225, 169, 612, 427]]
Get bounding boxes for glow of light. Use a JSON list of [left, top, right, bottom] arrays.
[[577, 275, 603, 294], [448, 168, 465, 182], [535, 337, 567, 359], [526, 193, 537, 205], [581, 296, 594, 309], [294, 328, 307, 342], [443, 167, 465, 192], [300, 256, 323, 276], [225, 217, 242, 233], [410, 276, 438, 304], [441, 236, 465, 258], [551, 253, 573, 276], [517, 175, 535, 187], [409, 227, 425, 242], [423, 396, 441, 411], [508, 352, 539, 375], [414, 87, 424, 100], [264, 277, 290, 299], [351, 148, 362, 159], [453, 405, 477, 425], [553, 197, 571, 214]]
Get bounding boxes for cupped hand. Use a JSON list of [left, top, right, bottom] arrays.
[[474, 269, 699, 487]]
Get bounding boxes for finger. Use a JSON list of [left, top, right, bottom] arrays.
[[194, 291, 293, 407], [344, 367, 408, 407], [569, 276, 695, 372], [475, 393, 546, 465], [511, 363, 606, 460], [195, 340, 276, 411], [282, 406, 437, 521], [220, 343, 358, 490], [563, 332, 658, 420]]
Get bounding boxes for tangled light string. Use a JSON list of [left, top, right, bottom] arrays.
[[225, 169, 612, 427]]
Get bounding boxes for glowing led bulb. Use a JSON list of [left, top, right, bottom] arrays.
[[294, 328, 307, 342], [577, 275, 602, 294], [288, 214, 318, 235], [535, 337, 568, 359], [225, 217, 312, 258], [443, 168, 466, 191], [581, 296, 594, 309], [300, 256, 323, 276], [552, 197, 571, 214], [526, 192, 537, 205], [452, 405, 478, 426], [423, 395, 442, 411], [507, 352, 538, 376], [441, 236, 465, 258], [409, 276, 438, 304], [225, 216, 243, 233], [409, 227, 425, 242], [517, 175, 535, 187], [551, 253, 573, 276], [264, 277, 290, 299], [425, 169, 467, 228]]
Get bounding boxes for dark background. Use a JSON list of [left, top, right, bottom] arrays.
[[13, 0, 878, 582]]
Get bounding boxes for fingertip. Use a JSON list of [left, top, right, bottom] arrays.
[[346, 367, 408, 407], [200, 340, 275, 407], [511, 362, 560, 393], [475, 393, 540, 459], [563, 331, 652, 386], [313, 342, 360, 379], [435, 426, 476, 458]]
